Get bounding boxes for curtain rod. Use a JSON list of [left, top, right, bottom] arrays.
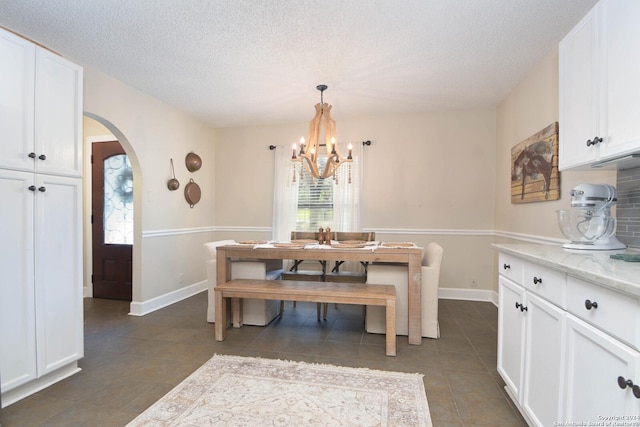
[[269, 140, 371, 150]]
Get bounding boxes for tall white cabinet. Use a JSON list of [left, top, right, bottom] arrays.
[[0, 28, 83, 407]]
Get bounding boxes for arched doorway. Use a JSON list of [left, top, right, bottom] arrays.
[[83, 112, 142, 305]]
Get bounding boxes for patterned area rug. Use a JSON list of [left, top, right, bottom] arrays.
[[127, 354, 432, 426]]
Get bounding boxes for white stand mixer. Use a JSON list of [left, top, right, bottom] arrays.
[[557, 184, 627, 250]]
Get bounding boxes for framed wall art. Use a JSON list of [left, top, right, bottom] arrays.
[[511, 122, 560, 204]]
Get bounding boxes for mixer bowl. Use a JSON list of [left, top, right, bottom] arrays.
[[556, 209, 617, 243]]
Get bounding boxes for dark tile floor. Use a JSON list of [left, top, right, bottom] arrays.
[[0, 293, 527, 426]]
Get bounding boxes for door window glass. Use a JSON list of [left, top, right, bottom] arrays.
[[104, 154, 133, 244]]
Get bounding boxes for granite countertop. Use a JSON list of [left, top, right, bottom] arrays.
[[492, 243, 640, 298]]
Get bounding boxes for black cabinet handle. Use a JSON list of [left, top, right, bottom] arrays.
[[515, 302, 527, 312], [503, 264, 511, 270], [617, 376, 640, 398], [585, 299, 598, 310], [38, 186, 46, 192], [28, 152, 36, 158], [533, 277, 542, 285], [586, 136, 603, 147], [28, 185, 36, 191], [38, 154, 46, 160]]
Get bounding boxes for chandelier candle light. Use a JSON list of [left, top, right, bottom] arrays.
[[291, 84, 353, 184]]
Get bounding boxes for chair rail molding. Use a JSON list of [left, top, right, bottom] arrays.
[[141, 226, 564, 246]]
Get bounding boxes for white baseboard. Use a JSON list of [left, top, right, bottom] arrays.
[[129, 280, 208, 316], [1, 362, 80, 408], [439, 287, 499, 307]]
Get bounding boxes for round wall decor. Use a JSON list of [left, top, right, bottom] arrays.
[[184, 179, 201, 208], [185, 152, 202, 172]]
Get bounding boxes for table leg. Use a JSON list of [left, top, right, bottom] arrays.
[[407, 253, 423, 345], [214, 290, 226, 341], [386, 298, 397, 356]]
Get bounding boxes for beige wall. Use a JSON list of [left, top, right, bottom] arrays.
[[494, 47, 615, 290], [83, 67, 217, 303], [215, 108, 498, 294], [496, 47, 615, 239], [78, 42, 622, 306]]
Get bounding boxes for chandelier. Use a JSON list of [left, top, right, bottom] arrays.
[[291, 84, 353, 183]]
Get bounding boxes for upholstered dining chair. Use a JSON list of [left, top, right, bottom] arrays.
[[204, 240, 283, 325], [365, 242, 443, 338]]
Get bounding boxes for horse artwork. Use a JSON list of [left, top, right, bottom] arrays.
[[511, 122, 560, 204]]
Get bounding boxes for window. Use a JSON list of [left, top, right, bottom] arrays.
[[295, 155, 334, 231], [273, 143, 362, 241]]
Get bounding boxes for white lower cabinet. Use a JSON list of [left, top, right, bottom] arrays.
[[498, 276, 525, 399], [498, 250, 640, 425], [0, 169, 83, 406], [564, 314, 640, 422], [521, 292, 565, 427], [498, 274, 565, 426]]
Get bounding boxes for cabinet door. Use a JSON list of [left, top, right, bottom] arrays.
[[34, 48, 83, 177], [498, 276, 526, 400], [522, 292, 566, 427], [34, 175, 83, 375], [599, 0, 640, 160], [559, 2, 601, 170], [0, 29, 35, 173], [0, 169, 37, 391], [564, 314, 640, 422]]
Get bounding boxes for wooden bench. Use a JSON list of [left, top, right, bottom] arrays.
[[214, 279, 397, 356]]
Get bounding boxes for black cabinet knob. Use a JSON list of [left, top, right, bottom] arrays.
[[533, 277, 542, 285], [28, 152, 36, 158], [38, 154, 46, 160], [503, 264, 511, 270], [617, 376, 640, 398], [586, 136, 603, 147], [28, 185, 36, 191], [515, 302, 527, 312], [38, 186, 46, 192], [585, 299, 598, 310]]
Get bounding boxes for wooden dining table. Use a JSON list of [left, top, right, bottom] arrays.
[[216, 243, 424, 345]]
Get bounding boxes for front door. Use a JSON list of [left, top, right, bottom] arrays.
[[92, 141, 133, 300]]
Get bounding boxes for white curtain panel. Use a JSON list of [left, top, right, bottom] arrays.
[[333, 141, 362, 232], [272, 145, 298, 241]]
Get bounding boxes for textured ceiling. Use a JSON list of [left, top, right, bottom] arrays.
[[0, 0, 598, 128]]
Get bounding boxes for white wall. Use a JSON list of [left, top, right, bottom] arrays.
[[494, 46, 615, 290], [83, 67, 217, 308], [215, 108, 498, 297], [78, 41, 621, 307]]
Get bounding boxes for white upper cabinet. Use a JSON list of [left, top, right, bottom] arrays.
[[559, 0, 640, 170], [598, 0, 640, 161], [34, 48, 83, 177], [0, 30, 36, 172], [0, 30, 83, 177]]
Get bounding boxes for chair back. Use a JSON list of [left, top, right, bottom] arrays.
[[423, 242, 443, 282], [204, 240, 236, 260], [334, 231, 375, 242], [290, 231, 321, 241]]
